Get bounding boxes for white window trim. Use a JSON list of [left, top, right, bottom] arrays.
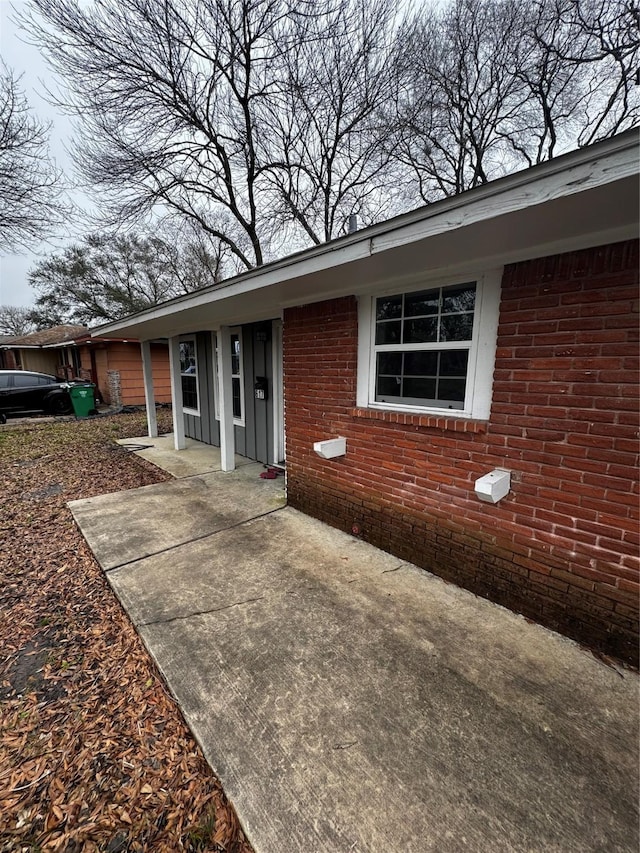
[[357, 269, 501, 420], [179, 336, 200, 417], [213, 327, 245, 427]]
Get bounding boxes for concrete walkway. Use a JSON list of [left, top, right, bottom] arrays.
[[69, 436, 639, 853]]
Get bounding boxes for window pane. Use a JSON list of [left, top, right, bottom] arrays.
[[440, 314, 474, 341], [437, 378, 466, 402], [404, 351, 438, 376], [376, 295, 402, 321], [231, 335, 240, 375], [372, 283, 476, 411], [180, 341, 196, 375], [375, 321, 401, 345], [376, 376, 401, 398], [404, 317, 437, 343], [404, 377, 437, 399], [181, 375, 198, 409], [232, 377, 241, 419], [442, 284, 476, 313], [440, 350, 469, 376], [377, 352, 402, 375], [405, 289, 439, 317]]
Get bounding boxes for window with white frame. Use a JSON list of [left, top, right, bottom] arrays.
[[213, 328, 245, 426], [179, 338, 199, 413], [230, 331, 244, 422], [358, 272, 501, 420]]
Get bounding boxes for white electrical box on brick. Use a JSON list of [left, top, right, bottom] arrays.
[[313, 437, 347, 459], [474, 469, 511, 503]]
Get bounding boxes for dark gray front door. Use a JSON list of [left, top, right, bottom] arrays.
[[234, 321, 274, 465]]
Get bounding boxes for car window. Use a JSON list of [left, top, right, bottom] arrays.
[[0, 375, 10, 389], [37, 375, 55, 386], [14, 374, 39, 388]]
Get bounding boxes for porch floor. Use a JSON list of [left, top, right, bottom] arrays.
[[68, 435, 639, 853]]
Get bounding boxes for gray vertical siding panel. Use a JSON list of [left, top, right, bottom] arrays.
[[184, 412, 193, 438], [201, 333, 213, 445], [195, 333, 208, 443], [253, 324, 271, 465], [242, 326, 255, 461], [206, 331, 221, 447], [181, 322, 277, 461]]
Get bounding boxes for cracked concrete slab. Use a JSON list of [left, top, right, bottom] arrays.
[[70, 443, 639, 853], [68, 462, 285, 570], [116, 434, 246, 479]]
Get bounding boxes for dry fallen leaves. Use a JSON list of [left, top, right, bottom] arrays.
[[0, 411, 253, 853]]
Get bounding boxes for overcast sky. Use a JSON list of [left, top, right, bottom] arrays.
[[0, 0, 80, 309]]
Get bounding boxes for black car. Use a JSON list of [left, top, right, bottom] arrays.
[[0, 370, 91, 422]]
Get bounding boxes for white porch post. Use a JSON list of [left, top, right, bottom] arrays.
[[217, 325, 235, 471], [168, 335, 186, 450], [140, 340, 158, 438]]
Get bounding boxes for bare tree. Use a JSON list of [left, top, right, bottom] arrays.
[[0, 305, 36, 336], [389, 0, 531, 202], [23, 0, 296, 270], [390, 0, 640, 203], [21, 0, 637, 258], [534, 0, 639, 148], [24, 0, 403, 268], [507, 0, 640, 165], [0, 63, 66, 252], [28, 231, 222, 325], [263, 0, 399, 245]]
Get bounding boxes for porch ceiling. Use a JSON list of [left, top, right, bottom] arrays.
[[92, 135, 638, 342]]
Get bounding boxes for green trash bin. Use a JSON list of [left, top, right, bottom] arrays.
[[68, 383, 96, 418]]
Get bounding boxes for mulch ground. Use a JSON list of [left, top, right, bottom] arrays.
[[0, 411, 254, 853]]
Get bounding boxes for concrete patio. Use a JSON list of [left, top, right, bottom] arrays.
[[68, 435, 639, 853]]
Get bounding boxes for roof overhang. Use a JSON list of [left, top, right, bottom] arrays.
[[93, 131, 639, 341], [1, 341, 85, 350]]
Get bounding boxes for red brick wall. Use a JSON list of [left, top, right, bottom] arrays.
[[283, 240, 639, 665]]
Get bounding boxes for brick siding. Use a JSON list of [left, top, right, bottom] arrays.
[[283, 240, 639, 666]]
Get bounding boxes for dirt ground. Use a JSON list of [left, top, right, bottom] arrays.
[[0, 411, 253, 853]]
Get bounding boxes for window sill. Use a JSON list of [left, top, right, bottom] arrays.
[[350, 407, 488, 433]]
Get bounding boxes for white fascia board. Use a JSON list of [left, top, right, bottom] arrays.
[[94, 238, 374, 338], [92, 130, 638, 340], [0, 344, 40, 349], [370, 136, 639, 255]]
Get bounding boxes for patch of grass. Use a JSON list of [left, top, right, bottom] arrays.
[[185, 803, 217, 850]]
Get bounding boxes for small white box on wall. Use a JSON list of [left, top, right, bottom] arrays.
[[313, 437, 347, 459], [475, 469, 511, 503]]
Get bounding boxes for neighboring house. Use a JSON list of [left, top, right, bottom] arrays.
[[1, 326, 171, 407], [0, 336, 19, 368], [92, 131, 639, 666], [0, 325, 87, 374], [71, 334, 172, 407]]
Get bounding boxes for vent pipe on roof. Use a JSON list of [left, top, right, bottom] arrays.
[[348, 214, 358, 234]]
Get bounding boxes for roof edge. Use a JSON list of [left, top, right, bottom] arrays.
[[94, 129, 639, 339]]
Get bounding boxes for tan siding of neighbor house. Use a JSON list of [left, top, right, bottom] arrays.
[[87, 342, 172, 406], [19, 350, 60, 375], [94, 348, 110, 403]]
